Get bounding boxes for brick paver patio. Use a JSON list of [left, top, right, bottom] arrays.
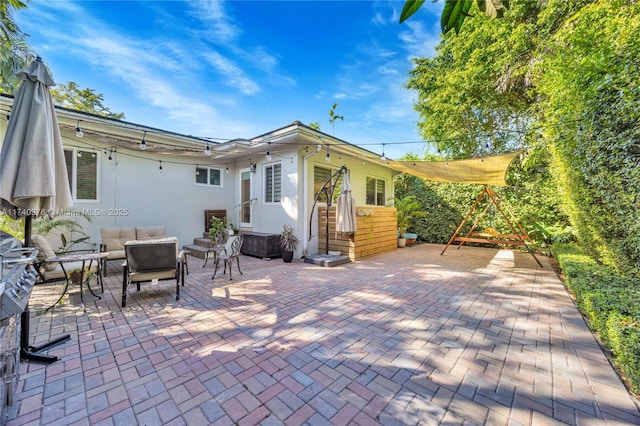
[[7, 243, 640, 425]]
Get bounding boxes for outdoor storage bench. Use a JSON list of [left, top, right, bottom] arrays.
[[100, 226, 166, 274]]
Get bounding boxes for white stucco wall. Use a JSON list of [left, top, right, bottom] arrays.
[[2, 112, 396, 259], [63, 135, 236, 250]]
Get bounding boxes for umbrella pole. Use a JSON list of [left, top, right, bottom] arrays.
[[20, 215, 71, 363]]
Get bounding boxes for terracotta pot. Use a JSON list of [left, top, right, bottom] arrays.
[[69, 271, 85, 284]]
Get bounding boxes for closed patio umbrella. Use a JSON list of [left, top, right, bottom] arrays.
[[0, 56, 72, 244], [336, 170, 356, 235], [0, 57, 73, 363]]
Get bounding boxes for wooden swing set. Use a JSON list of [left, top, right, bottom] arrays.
[[441, 186, 543, 267]]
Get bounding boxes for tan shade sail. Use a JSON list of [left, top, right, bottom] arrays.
[[387, 150, 523, 187]]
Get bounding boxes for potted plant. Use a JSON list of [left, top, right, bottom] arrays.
[[389, 195, 426, 248], [227, 221, 237, 235], [280, 224, 300, 263], [208, 216, 226, 244], [68, 266, 93, 284]]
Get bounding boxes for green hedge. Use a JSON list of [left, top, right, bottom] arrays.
[[551, 243, 640, 394]]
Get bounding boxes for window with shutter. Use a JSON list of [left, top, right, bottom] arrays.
[[366, 176, 386, 206], [314, 165, 342, 203], [63, 148, 98, 201], [265, 163, 281, 203]]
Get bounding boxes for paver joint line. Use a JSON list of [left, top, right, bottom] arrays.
[[9, 244, 640, 426]]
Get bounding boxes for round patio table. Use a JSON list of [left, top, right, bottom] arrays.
[[45, 251, 108, 311]]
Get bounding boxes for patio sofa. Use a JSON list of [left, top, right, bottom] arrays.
[[100, 226, 166, 275]]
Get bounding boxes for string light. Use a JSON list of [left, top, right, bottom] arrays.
[[139, 131, 147, 151], [381, 143, 386, 162], [159, 161, 163, 170], [325, 145, 330, 162], [225, 164, 229, 173], [204, 142, 211, 156], [266, 142, 271, 161], [75, 120, 83, 138]]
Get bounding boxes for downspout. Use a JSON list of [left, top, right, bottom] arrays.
[[302, 144, 321, 257]]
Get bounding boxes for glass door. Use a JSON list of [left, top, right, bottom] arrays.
[[240, 169, 252, 227]]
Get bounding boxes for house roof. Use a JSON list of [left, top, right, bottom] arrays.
[[0, 94, 395, 169]]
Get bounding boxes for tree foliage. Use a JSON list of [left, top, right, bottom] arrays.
[[51, 81, 125, 119], [535, 0, 640, 275], [400, 0, 510, 34], [0, 0, 33, 93], [404, 0, 640, 277]]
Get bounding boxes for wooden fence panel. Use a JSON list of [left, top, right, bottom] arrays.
[[318, 206, 397, 260]]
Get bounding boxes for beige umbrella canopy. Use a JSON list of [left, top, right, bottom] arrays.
[[336, 170, 357, 235], [0, 57, 72, 240]]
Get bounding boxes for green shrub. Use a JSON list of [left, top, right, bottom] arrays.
[[551, 243, 640, 394]]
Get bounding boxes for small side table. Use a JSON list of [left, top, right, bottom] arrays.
[[46, 251, 108, 310]]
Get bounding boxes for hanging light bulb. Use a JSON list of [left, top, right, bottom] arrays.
[[159, 161, 163, 170], [139, 131, 147, 151], [266, 142, 271, 161], [325, 146, 330, 162], [75, 120, 83, 138], [380, 144, 386, 162], [91, 151, 96, 158], [225, 164, 229, 173], [204, 142, 211, 156], [77, 150, 82, 158]]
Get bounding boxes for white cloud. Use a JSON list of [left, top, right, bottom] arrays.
[[202, 51, 260, 95], [399, 20, 440, 59], [187, 1, 240, 43]]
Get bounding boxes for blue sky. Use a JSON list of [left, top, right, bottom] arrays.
[[15, 1, 443, 160]]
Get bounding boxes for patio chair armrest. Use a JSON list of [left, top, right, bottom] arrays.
[[176, 250, 185, 264]]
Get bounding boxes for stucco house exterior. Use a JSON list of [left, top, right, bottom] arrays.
[[1, 94, 399, 260]]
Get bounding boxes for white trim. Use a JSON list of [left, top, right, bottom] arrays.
[[263, 161, 282, 205], [64, 147, 100, 202], [365, 175, 387, 206], [194, 165, 223, 187], [238, 168, 253, 228]]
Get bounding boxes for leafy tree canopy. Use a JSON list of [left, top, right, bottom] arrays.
[[51, 81, 125, 119], [400, 0, 510, 34], [0, 0, 32, 93]]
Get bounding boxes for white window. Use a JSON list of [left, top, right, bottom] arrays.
[[366, 176, 386, 206], [195, 166, 222, 186], [64, 148, 98, 201], [265, 163, 281, 203], [314, 165, 342, 204]]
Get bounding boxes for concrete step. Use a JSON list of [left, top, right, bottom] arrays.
[[183, 244, 212, 259], [192, 237, 213, 248]]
